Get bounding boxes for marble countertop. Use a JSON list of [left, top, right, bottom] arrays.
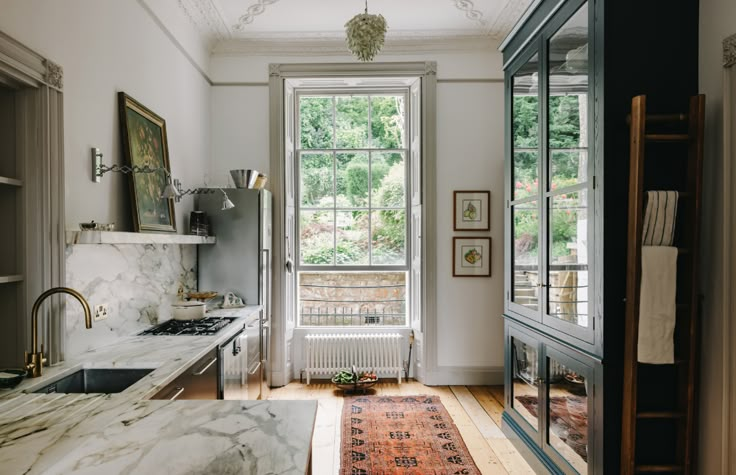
[[0, 307, 317, 475]]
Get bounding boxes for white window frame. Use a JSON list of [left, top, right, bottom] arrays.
[[295, 88, 411, 273]]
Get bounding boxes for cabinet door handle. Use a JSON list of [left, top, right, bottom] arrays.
[[163, 386, 185, 400], [248, 362, 262, 375], [192, 356, 217, 376]]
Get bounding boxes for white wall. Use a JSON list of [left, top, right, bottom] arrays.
[[210, 49, 506, 382], [0, 0, 210, 231], [698, 0, 736, 472]]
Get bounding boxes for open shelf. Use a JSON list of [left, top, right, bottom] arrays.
[[0, 275, 23, 284], [0, 176, 22, 187], [65, 231, 216, 245]]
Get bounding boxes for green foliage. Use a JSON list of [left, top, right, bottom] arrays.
[[300, 97, 332, 149]]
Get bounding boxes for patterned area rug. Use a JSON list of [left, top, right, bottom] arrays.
[[340, 395, 480, 475], [515, 395, 588, 461]]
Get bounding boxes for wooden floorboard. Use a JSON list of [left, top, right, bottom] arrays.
[[268, 381, 534, 475]]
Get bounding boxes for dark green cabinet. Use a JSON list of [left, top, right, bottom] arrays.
[[501, 0, 698, 472]]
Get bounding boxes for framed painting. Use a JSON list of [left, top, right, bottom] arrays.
[[453, 237, 491, 277], [118, 92, 176, 233], [454, 190, 490, 231]]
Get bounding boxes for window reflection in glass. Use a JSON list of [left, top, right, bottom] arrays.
[[512, 202, 539, 311], [548, 191, 588, 326], [548, 358, 588, 473], [513, 54, 540, 200], [548, 3, 588, 191], [511, 337, 539, 430]]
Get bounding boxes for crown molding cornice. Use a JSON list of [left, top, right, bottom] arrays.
[[213, 33, 497, 57], [178, 0, 230, 41], [725, 33, 736, 68], [489, 0, 534, 39]]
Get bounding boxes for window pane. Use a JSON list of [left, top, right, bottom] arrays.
[[300, 210, 334, 265], [336, 211, 369, 265], [336, 153, 369, 208], [371, 210, 406, 265], [300, 96, 333, 149], [511, 337, 539, 430], [300, 153, 333, 207], [548, 3, 588, 190], [512, 202, 539, 311], [548, 191, 589, 327], [371, 95, 405, 148], [513, 54, 539, 200], [372, 152, 405, 208], [335, 96, 369, 149], [547, 358, 588, 472]]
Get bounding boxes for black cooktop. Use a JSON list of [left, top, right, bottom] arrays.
[[139, 317, 237, 336]]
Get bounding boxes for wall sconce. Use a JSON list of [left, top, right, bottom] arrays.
[[91, 147, 234, 210]]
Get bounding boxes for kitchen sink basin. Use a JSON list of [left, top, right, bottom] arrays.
[[33, 368, 154, 394]]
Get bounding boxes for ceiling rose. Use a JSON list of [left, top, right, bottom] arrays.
[[345, 0, 388, 62]]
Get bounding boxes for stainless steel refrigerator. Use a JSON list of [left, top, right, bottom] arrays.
[[197, 188, 271, 400]]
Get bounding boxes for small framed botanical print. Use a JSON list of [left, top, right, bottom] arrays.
[[453, 237, 491, 277], [454, 190, 490, 231]]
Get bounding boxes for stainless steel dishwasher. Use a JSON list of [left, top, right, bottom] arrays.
[[218, 326, 247, 400]]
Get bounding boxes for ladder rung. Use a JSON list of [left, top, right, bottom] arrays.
[[645, 133, 690, 142], [636, 411, 685, 419], [635, 465, 683, 473], [626, 113, 688, 125]]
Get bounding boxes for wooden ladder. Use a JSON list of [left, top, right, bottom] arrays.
[[621, 94, 705, 474]]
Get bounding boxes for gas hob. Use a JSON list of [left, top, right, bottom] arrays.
[[139, 317, 237, 336]]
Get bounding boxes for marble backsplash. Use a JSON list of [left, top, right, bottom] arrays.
[[65, 243, 196, 357]]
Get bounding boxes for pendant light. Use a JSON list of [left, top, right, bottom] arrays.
[[345, 0, 388, 62]]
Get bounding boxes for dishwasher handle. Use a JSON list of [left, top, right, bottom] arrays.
[[191, 356, 217, 376]]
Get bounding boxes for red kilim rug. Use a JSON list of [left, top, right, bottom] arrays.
[[340, 395, 481, 475]]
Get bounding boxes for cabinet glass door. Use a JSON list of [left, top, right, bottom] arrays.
[[510, 52, 542, 318], [510, 334, 541, 433], [544, 347, 592, 474], [543, 1, 592, 340]]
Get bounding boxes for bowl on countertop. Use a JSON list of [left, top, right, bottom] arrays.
[[0, 369, 27, 389]]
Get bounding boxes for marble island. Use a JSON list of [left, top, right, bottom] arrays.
[[0, 307, 316, 475]]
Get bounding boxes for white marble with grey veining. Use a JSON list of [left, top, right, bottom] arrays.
[[0, 307, 315, 475], [65, 243, 197, 356]]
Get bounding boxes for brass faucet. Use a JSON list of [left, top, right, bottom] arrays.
[[25, 287, 93, 377]]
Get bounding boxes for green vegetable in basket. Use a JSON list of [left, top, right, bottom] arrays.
[[332, 370, 356, 384]]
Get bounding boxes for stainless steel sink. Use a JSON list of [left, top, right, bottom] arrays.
[[33, 368, 154, 394]]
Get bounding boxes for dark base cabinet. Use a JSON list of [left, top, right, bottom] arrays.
[[503, 318, 601, 474], [501, 0, 698, 471]]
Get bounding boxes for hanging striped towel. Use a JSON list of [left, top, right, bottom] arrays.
[[641, 191, 679, 246]]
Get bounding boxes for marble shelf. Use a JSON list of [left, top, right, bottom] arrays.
[[66, 230, 216, 245]]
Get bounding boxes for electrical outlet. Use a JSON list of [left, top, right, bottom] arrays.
[[94, 304, 108, 321]]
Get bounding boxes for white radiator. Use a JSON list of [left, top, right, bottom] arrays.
[[304, 333, 403, 384]]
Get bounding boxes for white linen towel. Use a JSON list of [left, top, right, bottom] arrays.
[[637, 246, 678, 364], [642, 191, 679, 246]]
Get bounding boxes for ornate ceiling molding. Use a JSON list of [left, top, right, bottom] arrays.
[[725, 33, 736, 68], [233, 0, 280, 32], [178, 0, 230, 41], [488, 0, 533, 39], [453, 0, 488, 28]]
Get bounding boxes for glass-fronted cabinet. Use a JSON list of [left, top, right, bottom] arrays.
[[506, 0, 594, 348], [506, 321, 595, 475]]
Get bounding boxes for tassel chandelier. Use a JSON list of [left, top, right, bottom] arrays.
[[345, 0, 388, 62]]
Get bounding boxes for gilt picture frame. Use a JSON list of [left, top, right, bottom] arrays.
[[118, 92, 176, 233], [453, 237, 491, 277], [454, 190, 490, 231]]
